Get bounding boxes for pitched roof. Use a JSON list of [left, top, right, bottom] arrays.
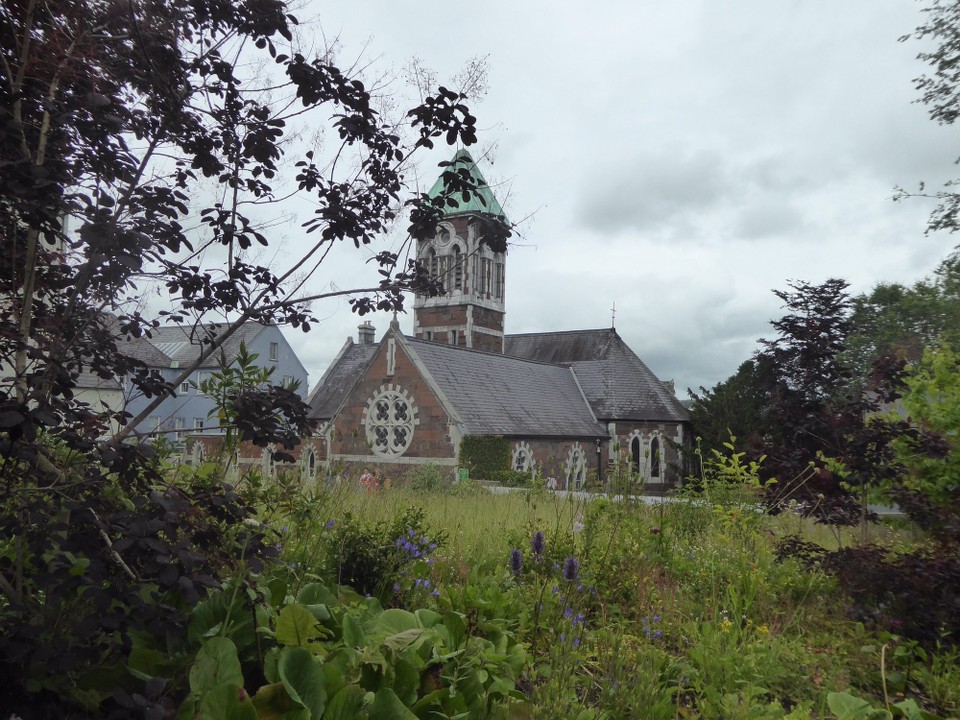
[[147, 322, 269, 368], [427, 150, 507, 221], [503, 328, 689, 423], [404, 335, 605, 437], [306, 339, 379, 421]]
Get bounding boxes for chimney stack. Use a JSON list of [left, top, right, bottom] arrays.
[[358, 321, 376, 345]]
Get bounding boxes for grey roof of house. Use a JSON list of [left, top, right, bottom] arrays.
[[76, 369, 122, 390], [405, 336, 605, 437], [503, 328, 689, 423], [307, 339, 379, 421], [146, 322, 269, 368]]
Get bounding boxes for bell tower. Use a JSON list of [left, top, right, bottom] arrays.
[[413, 150, 508, 353]]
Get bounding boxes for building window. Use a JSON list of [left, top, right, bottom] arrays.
[[495, 262, 505, 300], [363, 385, 418, 458], [180, 380, 190, 393], [512, 442, 534, 473], [174, 417, 184, 433], [481, 258, 492, 296], [150, 416, 161, 432], [194, 418, 204, 431], [452, 245, 463, 291], [448, 331, 457, 345], [269, 342, 279, 361], [303, 448, 317, 478], [631, 435, 642, 474], [565, 443, 587, 490], [650, 436, 661, 479], [387, 338, 396, 376]]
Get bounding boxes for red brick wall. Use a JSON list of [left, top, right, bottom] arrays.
[[329, 337, 457, 468]]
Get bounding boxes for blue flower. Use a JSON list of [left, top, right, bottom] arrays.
[[325, 519, 335, 529], [510, 548, 523, 576], [531, 530, 545, 557], [562, 556, 579, 582]]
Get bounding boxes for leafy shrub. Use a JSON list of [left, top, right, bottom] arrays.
[[409, 462, 451, 491], [0, 478, 275, 717], [177, 578, 527, 720], [459, 435, 510, 477], [323, 506, 446, 604]]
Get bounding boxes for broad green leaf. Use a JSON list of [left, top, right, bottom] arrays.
[[382, 628, 432, 655], [277, 604, 322, 648], [298, 583, 338, 607], [443, 612, 467, 649], [325, 685, 368, 720], [190, 637, 243, 694], [198, 683, 258, 720], [414, 609, 443, 629], [392, 657, 421, 706], [277, 646, 326, 719], [252, 681, 303, 719], [374, 609, 418, 637], [827, 692, 891, 720], [368, 687, 418, 720], [343, 612, 366, 647]]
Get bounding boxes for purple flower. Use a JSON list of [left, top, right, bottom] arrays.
[[562, 556, 579, 582], [510, 548, 524, 576], [572, 637, 581, 648], [531, 530, 545, 557], [431, 588, 439, 597], [325, 519, 335, 529]]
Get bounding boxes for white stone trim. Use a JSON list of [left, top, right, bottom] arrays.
[[362, 384, 419, 458]]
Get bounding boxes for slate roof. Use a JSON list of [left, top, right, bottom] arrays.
[[147, 322, 269, 368], [306, 339, 379, 421], [503, 328, 689, 423], [404, 336, 605, 437], [427, 150, 508, 221]]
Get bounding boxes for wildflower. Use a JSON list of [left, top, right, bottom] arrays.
[[564, 607, 573, 620], [393, 583, 400, 592], [431, 588, 439, 597], [531, 530, 545, 558], [572, 637, 581, 648], [757, 624, 770, 636], [562, 556, 580, 582], [325, 519, 335, 529], [510, 548, 524, 576], [719, 619, 733, 634], [650, 527, 660, 535], [573, 513, 584, 533]]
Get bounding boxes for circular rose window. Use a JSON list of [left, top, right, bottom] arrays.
[[363, 386, 418, 457]]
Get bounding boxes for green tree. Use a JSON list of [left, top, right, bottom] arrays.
[[892, 343, 960, 507], [687, 356, 774, 461], [846, 253, 960, 386]]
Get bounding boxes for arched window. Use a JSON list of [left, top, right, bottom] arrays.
[[631, 436, 642, 474], [650, 437, 661, 478], [565, 443, 587, 490], [427, 247, 438, 279], [452, 245, 463, 291]]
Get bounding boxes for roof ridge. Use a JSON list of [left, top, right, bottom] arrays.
[[405, 335, 572, 369]]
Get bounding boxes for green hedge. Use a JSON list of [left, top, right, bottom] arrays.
[[459, 435, 510, 477], [485, 470, 531, 487]]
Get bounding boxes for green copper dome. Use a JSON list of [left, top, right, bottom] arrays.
[[427, 150, 508, 222]]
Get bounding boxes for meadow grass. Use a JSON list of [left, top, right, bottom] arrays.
[[271, 480, 959, 719]]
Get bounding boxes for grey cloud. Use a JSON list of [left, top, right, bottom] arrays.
[[573, 148, 732, 236]]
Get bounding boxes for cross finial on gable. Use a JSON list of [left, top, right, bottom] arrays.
[[611, 301, 616, 328]]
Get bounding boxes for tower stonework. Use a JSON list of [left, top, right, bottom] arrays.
[[413, 151, 507, 353]]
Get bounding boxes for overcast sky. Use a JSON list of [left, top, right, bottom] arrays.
[[271, 1, 957, 398]]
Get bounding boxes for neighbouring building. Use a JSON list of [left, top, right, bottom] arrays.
[[124, 321, 308, 439], [307, 151, 690, 489]]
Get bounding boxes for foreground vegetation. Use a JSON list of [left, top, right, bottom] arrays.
[[5, 445, 958, 719]]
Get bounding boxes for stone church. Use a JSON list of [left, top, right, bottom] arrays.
[[307, 151, 690, 489]]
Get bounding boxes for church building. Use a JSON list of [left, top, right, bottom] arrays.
[[307, 151, 690, 489]]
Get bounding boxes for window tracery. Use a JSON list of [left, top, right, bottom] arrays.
[[512, 441, 535, 472], [362, 385, 418, 457], [565, 443, 587, 489]]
